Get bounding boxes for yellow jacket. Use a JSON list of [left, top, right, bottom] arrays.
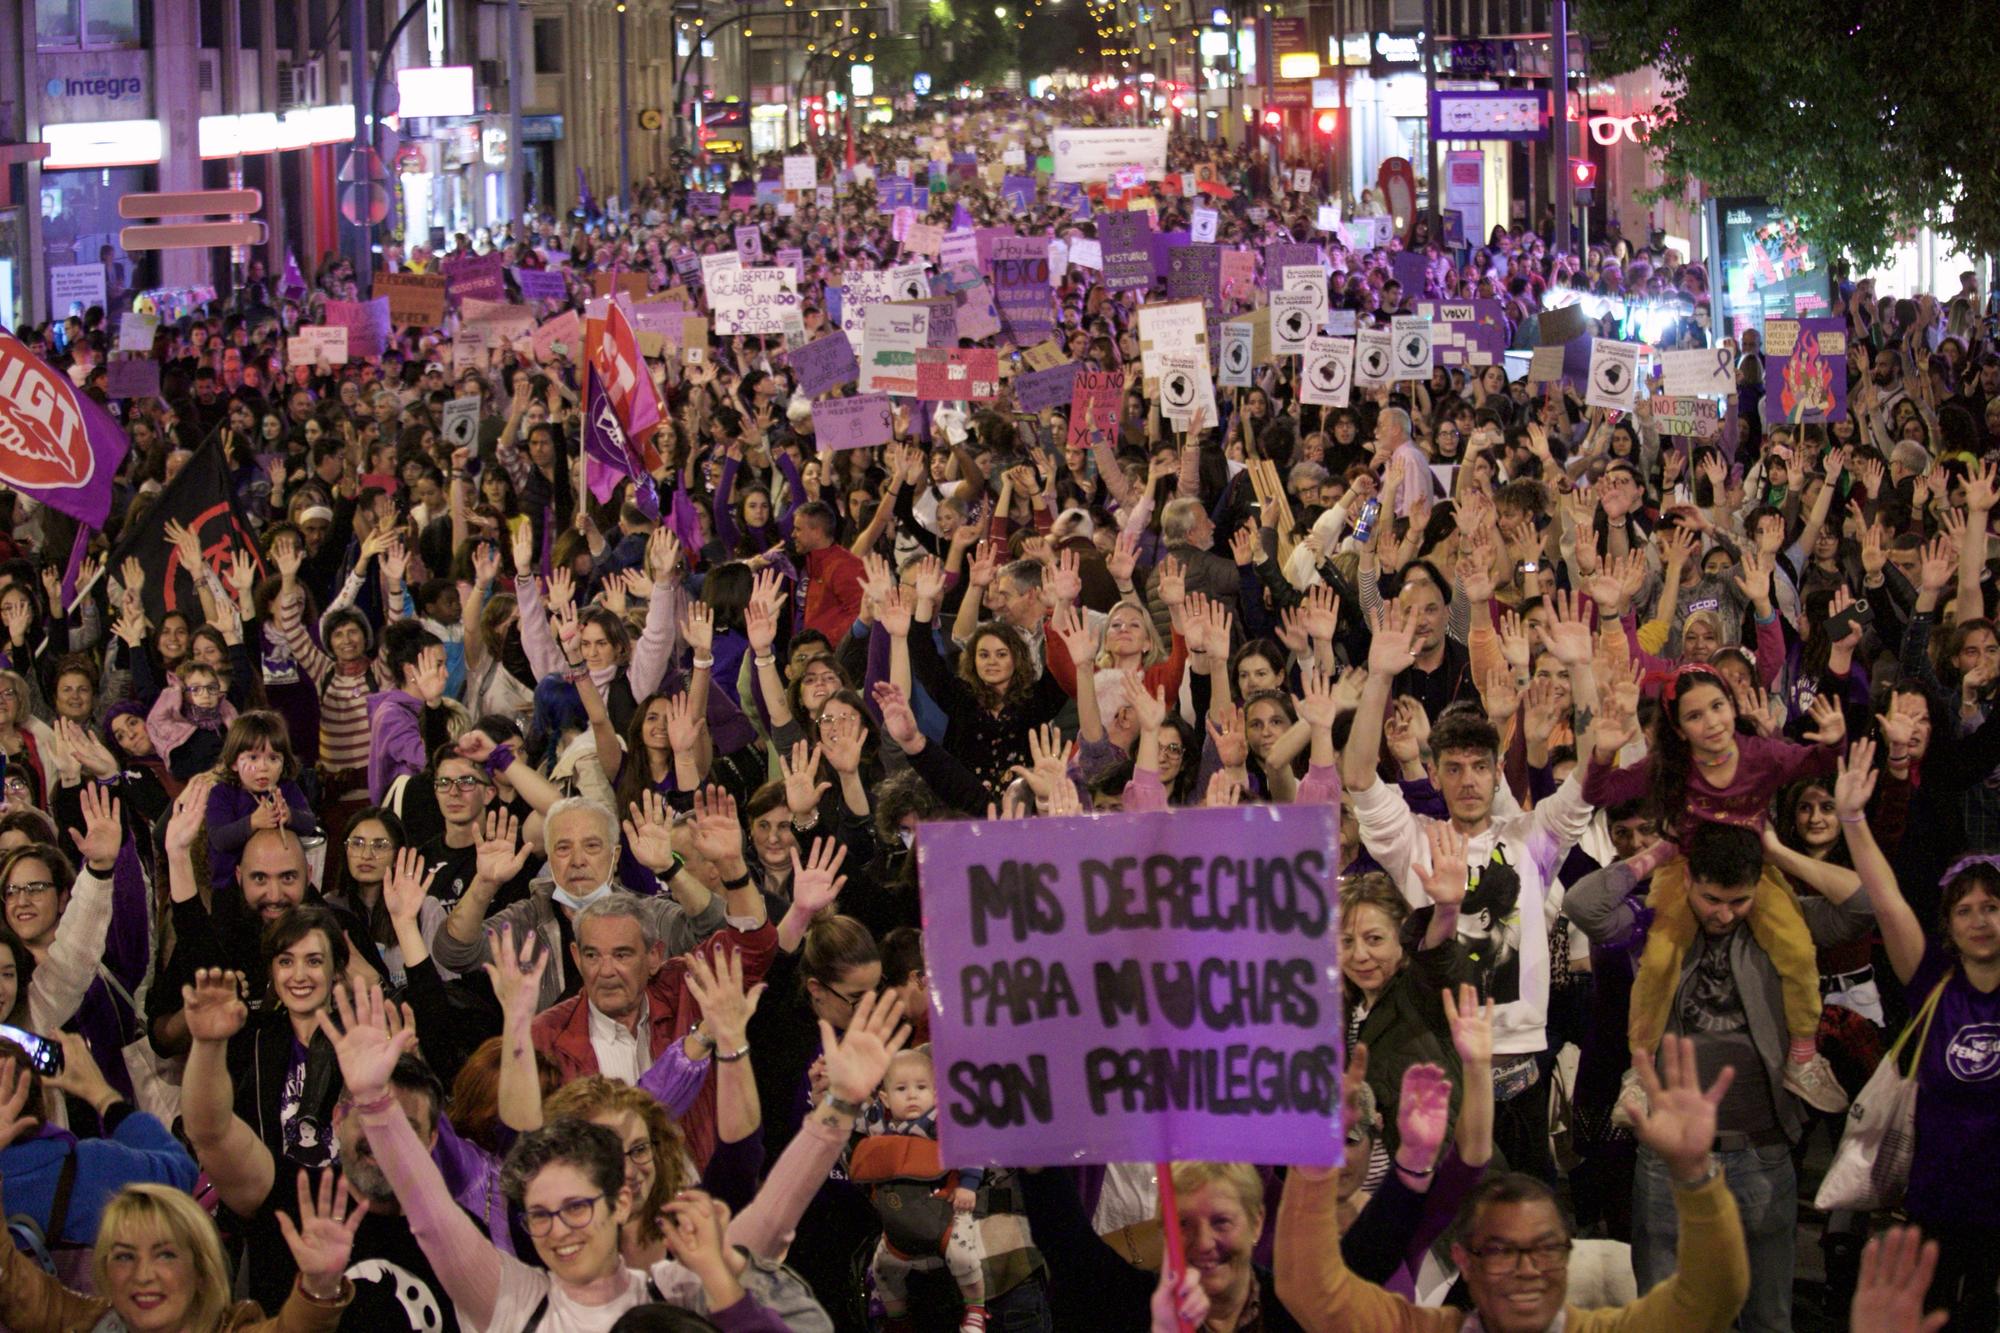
[[1274, 1166, 1749, 1333]]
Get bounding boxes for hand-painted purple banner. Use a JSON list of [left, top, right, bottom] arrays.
[[0, 333, 131, 527], [1012, 360, 1081, 414], [1768, 317, 1848, 425], [991, 238, 1054, 343], [1414, 299, 1507, 369], [442, 252, 507, 304], [1099, 213, 1155, 293], [813, 393, 895, 451], [1262, 243, 1319, 292], [917, 804, 1345, 1167], [1167, 244, 1223, 314], [1001, 174, 1037, 213], [513, 268, 568, 302], [788, 333, 860, 397]]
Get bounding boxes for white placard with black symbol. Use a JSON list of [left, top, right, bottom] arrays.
[[1390, 316, 1433, 379], [1190, 208, 1219, 243], [1271, 289, 1319, 357], [888, 263, 930, 301], [1299, 335, 1354, 409], [1587, 338, 1641, 411], [1218, 321, 1255, 388], [1157, 350, 1216, 429], [1291, 169, 1313, 194], [1281, 266, 1329, 330], [1355, 327, 1395, 388], [441, 395, 481, 448]]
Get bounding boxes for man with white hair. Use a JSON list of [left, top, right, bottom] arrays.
[[1375, 405, 1436, 517], [430, 795, 726, 1011]]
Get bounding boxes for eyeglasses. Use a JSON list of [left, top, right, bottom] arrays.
[[824, 982, 877, 1009], [185, 683, 222, 699], [3, 882, 55, 901], [433, 775, 492, 793], [1157, 741, 1185, 760], [623, 1141, 654, 1166], [345, 836, 395, 852], [520, 1194, 605, 1236], [1465, 1240, 1573, 1275]]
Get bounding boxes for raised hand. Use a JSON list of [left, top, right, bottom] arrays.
[[1442, 982, 1494, 1067], [181, 968, 249, 1043], [744, 597, 778, 654], [1156, 555, 1187, 607], [68, 781, 122, 870], [1626, 1035, 1731, 1181], [622, 789, 681, 872], [1805, 693, 1848, 747], [779, 740, 831, 819], [482, 922, 549, 1030], [876, 586, 914, 638], [681, 601, 715, 655], [1207, 704, 1249, 769], [473, 809, 532, 889], [1540, 589, 1595, 666], [1395, 1063, 1453, 1172], [789, 838, 849, 918], [1366, 601, 1418, 674], [1295, 665, 1338, 730], [1481, 667, 1520, 726], [380, 847, 437, 925], [164, 772, 217, 855], [413, 645, 449, 703], [820, 989, 912, 1105], [818, 708, 865, 776], [1850, 1226, 1949, 1333], [1412, 820, 1470, 908], [871, 680, 923, 751], [1150, 1266, 1210, 1333], [688, 786, 746, 867], [318, 980, 418, 1103], [1834, 737, 1879, 821], [277, 1170, 366, 1300], [1300, 585, 1341, 642]]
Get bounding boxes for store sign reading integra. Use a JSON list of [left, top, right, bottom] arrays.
[[47, 75, 144, 101]]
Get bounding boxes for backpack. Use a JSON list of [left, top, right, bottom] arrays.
[[9, 1151, 83, 1280], [848, 1134, 959, 1258]]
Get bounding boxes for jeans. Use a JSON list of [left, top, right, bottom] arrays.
[[1633, 1142, 1794, 1332]]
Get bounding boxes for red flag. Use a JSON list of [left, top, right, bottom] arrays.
[[588, 301, 664, 469]]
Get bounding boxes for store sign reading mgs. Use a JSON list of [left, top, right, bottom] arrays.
[[47, 76, 143, 100]]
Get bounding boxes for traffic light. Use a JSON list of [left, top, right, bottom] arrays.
[[1260, 109, 1283, 139], [1314, 109, 1338, 137], [1570, 158, 1598, 189], [1122, 91, 1137, 107]]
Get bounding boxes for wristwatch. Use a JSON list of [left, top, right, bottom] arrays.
[[823, 1093, 864, 1119]]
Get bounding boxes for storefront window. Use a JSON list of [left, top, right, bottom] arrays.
[[40, 165, 155, 312], [38, 0, 139, 47]]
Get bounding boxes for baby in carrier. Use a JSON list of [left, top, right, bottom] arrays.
[[850, 1047, 989, 1333]]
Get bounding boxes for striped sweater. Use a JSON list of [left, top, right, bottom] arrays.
[[277, 600, 391, 774]]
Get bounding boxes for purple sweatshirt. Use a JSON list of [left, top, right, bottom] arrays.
[[366, 690, 428, 803]]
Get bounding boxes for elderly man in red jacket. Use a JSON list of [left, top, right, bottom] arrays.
[[531, 889, 775, 1168], [791, 500, 866, 642]]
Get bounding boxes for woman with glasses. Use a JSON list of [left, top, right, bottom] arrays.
[[326, 978, 911, 1332], [322, 808, 408, 986], [0, 670, 51, 804]]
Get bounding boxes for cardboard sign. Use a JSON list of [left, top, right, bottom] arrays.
[[789, 333, 861, 397], [377, 272, 448, 328], [1022, 340, 1068, 372], [813, 393, 895, 450], [1067, 368, 1122, 448], [1218, 321, 1255, 388], [1586, 338, 1640, 411], [452, 327, 489, 373], [1136, 300, 1208, 387], [1156, 349, 1216, 429], [1013, 361, 1082, 414], [1389, 316, 1433, 380], [1526, 345, 1566, 384], [440, 394, 481, 448], [590, 271, 650, 301], [1659, 346, 1736, 397], [1536, 302, 1587, 347], [1354, 327, 1394, 388], [1098, 214, 1154, 292], [294, 325, 349, 366], [531, 309, 581, 362], [710, 268, 803, 336], [1067, 238, 1103, 271], [916, 804, 1345, 1167], [1271, 290, 1320, 357], [858, 302, 929, 396], [700, 252, 744, 297], [783, 155, 817, 191], [1315, 204, 1342, 234], [1655, 395, 1722, 439], [442, 252, 507, 303], [106, 358, 161, 400], [1219, 251, 1257, 303], [1300, 335, 1355, 408], [915, 348, 1001, 402], [513, 268, 568, 302], [323, 298, 392, 361], [118, 313, 159, 355]]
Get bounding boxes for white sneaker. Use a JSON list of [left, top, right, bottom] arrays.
[[1785, 1052, 1850, 1113], [1612, 1066, 1645, 1130]]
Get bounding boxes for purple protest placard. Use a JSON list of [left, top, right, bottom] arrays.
[[689, 192, 722, 217], [442, 252, 507, 304], [877, 177, 921, 212], [1262, 243, 1319, 292], [513, 268, 568, 302], [991, 237, 1053, 343], [1099, 214, 1154, 293], [812, 393, 894, 451], [1013, 361, 1081, 414], [1391, 250, 1430, 299], [1166, 244, 1223, 314], [323, 297, 393, 361], [788, 333, 860, 397], [106, 358, 161, 400], [1768, 316, 1848, 425], [1415, 299, 1507, 369], [917, 804, 1345, 1167], [1051, 181, 1091, 217], [1001, 174, 1037, 214]]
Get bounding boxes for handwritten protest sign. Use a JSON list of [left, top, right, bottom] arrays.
[[858, 303, 928, 396], [1067, 369, 1122, 449], [782, 155, 817, 191], [106, 358, 161, 400], [1654, 395, 1722, 439], [1013, 361, 1082, 414], [1098, 214, 1154, 292], [915, 348, 1001, 402], [918, 804, 1345, 1166], [991, 238, 1054, 342], [531, 310, 581, 362], [322, 299, 390, 361], [376, 272, 448, 328], [513, 268, 568, 302], [118, 313, 159, 355], [1659, 347, 1735, 397], [442, 252, 507, 303], [788, 333, 860, 397], [1767, 317, 1846, 424], [813, 393, 895, 450]]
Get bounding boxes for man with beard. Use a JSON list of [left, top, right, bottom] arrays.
[[181, 968, 469, 1328], [146, 779, 376, 1056]]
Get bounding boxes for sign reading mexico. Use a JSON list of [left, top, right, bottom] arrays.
[[918, 804, 1345, 1167], [1050, 126, 1169, 184], [0, 331, 127, 527]]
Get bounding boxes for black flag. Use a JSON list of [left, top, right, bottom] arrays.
[[109, 439, 265, 625]]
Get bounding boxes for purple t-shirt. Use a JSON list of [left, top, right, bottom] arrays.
[[1906, 943, 2000, 1227]]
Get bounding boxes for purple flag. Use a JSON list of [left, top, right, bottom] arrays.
[[916, 803, 1345, 1167], [282, 252, 309, 300], [0, 332, 130, 528], [59, 524, 91, 609], [953, 201, 975, 231]]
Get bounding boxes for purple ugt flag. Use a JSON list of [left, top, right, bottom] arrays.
[[0, 332, 130, 528], [583, 364, 661, 522]]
